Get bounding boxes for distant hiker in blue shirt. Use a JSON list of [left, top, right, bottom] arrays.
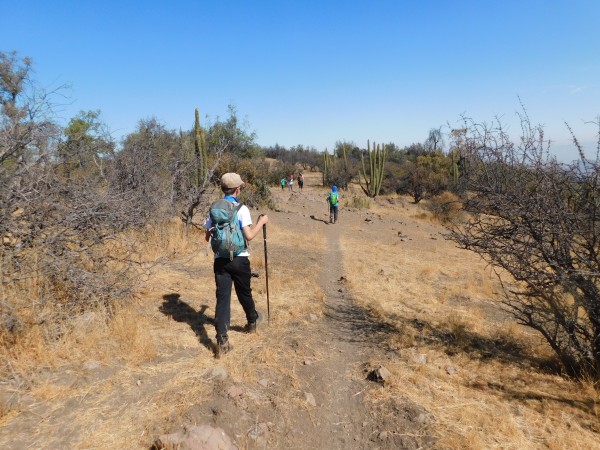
[[327, 185, 340, 224]]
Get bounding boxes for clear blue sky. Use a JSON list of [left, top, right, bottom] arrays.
[[3, 0, 599, 161]]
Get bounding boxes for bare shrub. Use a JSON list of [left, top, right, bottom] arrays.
[[447, 111, 600, 377], [0, 52, 148, 354]]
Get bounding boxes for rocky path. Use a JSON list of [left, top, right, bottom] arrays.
[[278, 205, 375, 448]]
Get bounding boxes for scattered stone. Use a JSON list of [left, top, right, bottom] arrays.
[[445, 365, 458, 375], [304, 392, 317, 407], [83, 360, 100, 371], [303, 359, 312, 366], [251, 271, 260, 278], [247, 422, 269, 441], [155, 424, 237, 450], [136, 379, 142, 387], [258, 379, 269, 388], [362, 421, 368, 427], [415, 412, 434, 426], [226, 385, 244, 399], [309, 313, 318, 322], [204, 366, 227, 382], [368, 365, 392, 385], [338, 276, 347, 283], [413, 354, 428, 365], [378, 431, 388, 440]]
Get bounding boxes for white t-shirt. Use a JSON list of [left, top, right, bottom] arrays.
[[204, 200, 252, 257]]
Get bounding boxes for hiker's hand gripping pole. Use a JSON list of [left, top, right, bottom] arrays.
[[258, 214, 270, 324]]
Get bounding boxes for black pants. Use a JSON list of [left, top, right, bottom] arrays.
[[214, 256, 258, 341], [329, 204, 338, 223]]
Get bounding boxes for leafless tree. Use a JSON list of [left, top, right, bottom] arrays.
[[447, 112, 600, 377], [425, 127, 444, 152]]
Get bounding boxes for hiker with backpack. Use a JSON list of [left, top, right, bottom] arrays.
[[204, 173, 269, 358], [327, 185, 340, 224]]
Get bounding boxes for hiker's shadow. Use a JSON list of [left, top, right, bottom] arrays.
[[310, 214, 329, 224], [159, 293, 213, 351]]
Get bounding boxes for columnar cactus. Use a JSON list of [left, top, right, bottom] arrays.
[[194, 108, 208, 187], [358, 140, 387, 197], [340, 143, 348, 172], [323, 148, 331, 186]]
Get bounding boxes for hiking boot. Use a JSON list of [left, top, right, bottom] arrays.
[[215, 338, 232, 358], [245, 311, 262, 334]]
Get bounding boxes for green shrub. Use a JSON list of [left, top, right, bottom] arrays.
[[239, 178, 274, 209]]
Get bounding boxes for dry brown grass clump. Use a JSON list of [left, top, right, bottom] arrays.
[[425, 191, 463, 224]]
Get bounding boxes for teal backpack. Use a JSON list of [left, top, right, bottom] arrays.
[[209, 199, 246, 260]]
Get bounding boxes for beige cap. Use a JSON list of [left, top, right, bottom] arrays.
[[221, 172, 245, 189]]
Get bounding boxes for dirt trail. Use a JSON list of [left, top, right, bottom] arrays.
[[0, 173, 434, 449], [276, 199, 374, 448]]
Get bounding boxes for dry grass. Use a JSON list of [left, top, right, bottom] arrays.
[[3, 184, 600, 448], [339, 201, 600, 449]]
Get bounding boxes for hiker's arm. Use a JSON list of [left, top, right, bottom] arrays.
[[242, 214, 269, 241]]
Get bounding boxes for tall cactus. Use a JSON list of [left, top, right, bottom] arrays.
[[323, 148, 331, 186], [340, 143, 348, 172], [194, 108, 208, 187], [358, 140, 387, 197]]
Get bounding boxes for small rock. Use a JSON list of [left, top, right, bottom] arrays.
[[445, 365, 458, 375], [227, 385, 244, 399], [414, 354, 428, 365], [362, 421, 368, 427], [247, 422, 269, 440], [304, 392, 317, 407], [204, 366, 227, 382], [136, 379, 142, 386], [309, 314, 318, 322], [303, 359, 312, 366], [368, 365, 392, 385], [378, 431, 388, 440], [155, 424, 237, 450], [83, 360, 100, 371], [258, 379, 269, 388]]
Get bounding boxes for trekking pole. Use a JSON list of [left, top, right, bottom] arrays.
[[258, 214, 270, 324]]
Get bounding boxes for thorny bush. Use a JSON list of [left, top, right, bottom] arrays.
[[448, 113, 600, 377]]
